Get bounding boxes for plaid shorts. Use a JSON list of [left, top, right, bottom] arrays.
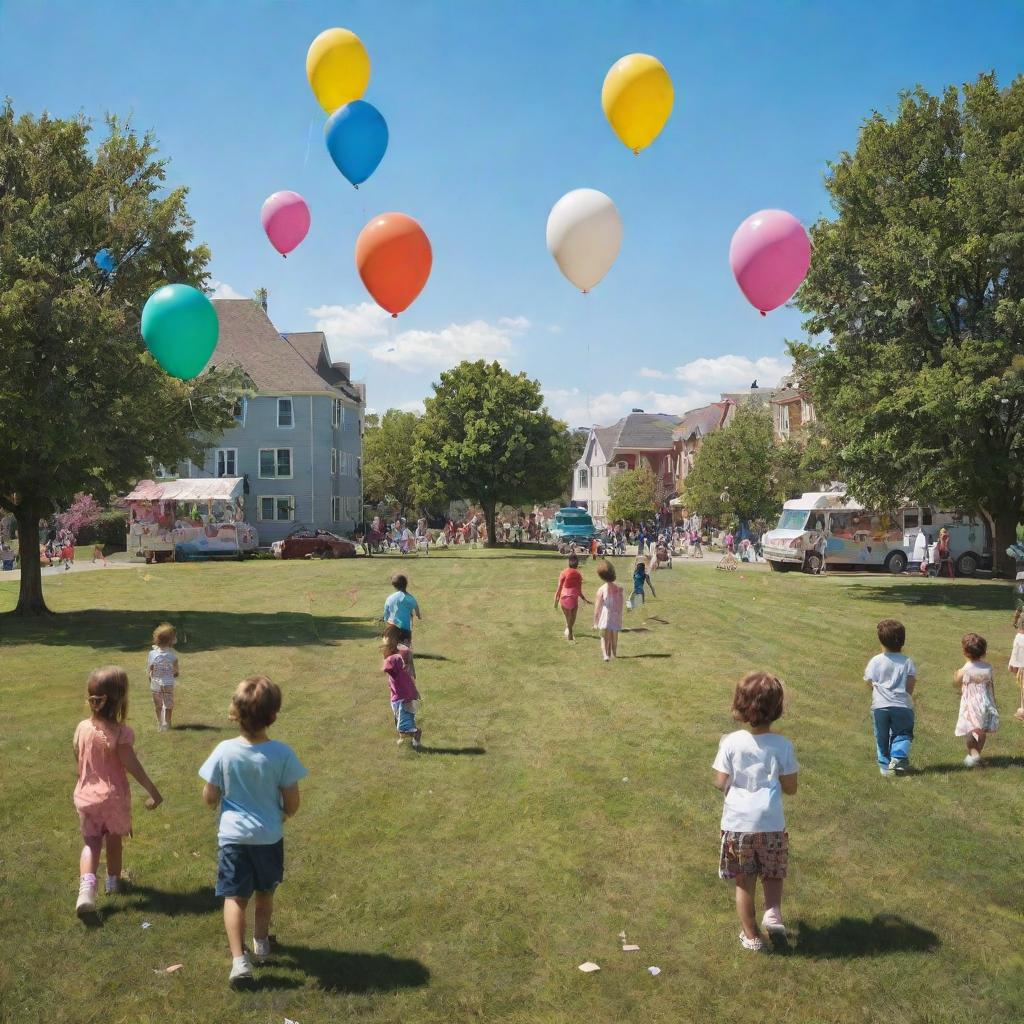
[[719, 830, 789, 880]]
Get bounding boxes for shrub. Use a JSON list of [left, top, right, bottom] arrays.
[[77, 510, 127, 551]]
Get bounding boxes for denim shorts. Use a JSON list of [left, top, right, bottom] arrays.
[[216, 840, 284, 898], [392, 699, 417, 734]]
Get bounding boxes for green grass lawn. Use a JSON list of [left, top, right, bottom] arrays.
[[2, 551, 1023, 1024]]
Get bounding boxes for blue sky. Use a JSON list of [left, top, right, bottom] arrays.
[[1, 0, 1021, 424]]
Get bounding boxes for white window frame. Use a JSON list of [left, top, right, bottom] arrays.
[[578, 468, 588, 488], [616, 460, 628, 470], [331, 448, 338, 476], [259, 447, 293, 480], [331, 399, 343, 428], [277, 397, 294, 429], [332, 496, 342, 522], [257, 495, 295, 522], [232, 397, 247, 427], [778, 404, 790, 438], [216, 448, 237, 478]]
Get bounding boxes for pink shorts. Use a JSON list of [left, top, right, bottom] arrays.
[[560, 589, 580, 610]]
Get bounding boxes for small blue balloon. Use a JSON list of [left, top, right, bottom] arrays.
[[95, 248, 115, 273], [324, 100, 388, 188]]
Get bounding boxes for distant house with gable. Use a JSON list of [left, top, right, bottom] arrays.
[[158, 296, 365, 543], [672, 400, 735, 486]]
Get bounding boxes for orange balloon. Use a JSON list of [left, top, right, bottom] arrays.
[[355, 212, 432, 316]]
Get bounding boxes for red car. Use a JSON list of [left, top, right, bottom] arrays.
[[272, 527, 357, 559]]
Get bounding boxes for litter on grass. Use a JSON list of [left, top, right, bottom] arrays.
[[648, 966, 661, 976], [141, 922, 152, 929], [153, 963, 183, 974], [618, 931, 627, 940], [622, 944, 640, 952], [578, 962, 601, 973]]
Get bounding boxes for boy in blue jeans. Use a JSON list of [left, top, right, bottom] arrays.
[[199, 676, 307, 987], [864, 619, 917, 776]]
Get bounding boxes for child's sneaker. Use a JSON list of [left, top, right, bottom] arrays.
[[761, 908, 786, 936], [252, 937, 271, 962], [964, 754, 981, 767], [879, 766, 891, 777], [1014, 707, 1024, 722], [888, 757, 910, 775], [411, 729, 422, 750], [104, 875, 120, 895], [76, 877, 97, 917], [229, 954, 254, 988], [738, 932, 764, 951]]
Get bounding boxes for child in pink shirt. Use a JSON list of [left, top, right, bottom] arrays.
[[382, 626, 422, 749], [593, 560, 624, 661], [73, 666, 162, 918]]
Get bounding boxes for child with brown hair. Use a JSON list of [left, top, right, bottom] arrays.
[[199, 676, 307, 987], [592, 559, 624, 661], [147, 622, 179, 731], [553, 553, 591, 641], [73, 666, 163, 918], [1008, 619, 1024, 721], [955, 632, 999, 767], [382, 625, 422, 748], [712, 672, 799, 951], [864, 619, 917, 776]]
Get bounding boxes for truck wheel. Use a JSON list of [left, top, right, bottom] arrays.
[[884, 551, 907, 574], [803, 552, 823, 574], [956, 552, 979, 577]]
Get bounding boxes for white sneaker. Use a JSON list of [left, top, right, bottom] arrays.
[[76, 878, 97, 917], [964, 754, 981, 767], [563, 627, 570, 639], [229, 955, 254, 987], [252, 937, 271, 962], [738, 931, 764, 951], [761, 908, 786, 936]]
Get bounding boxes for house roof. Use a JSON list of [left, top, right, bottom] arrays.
[[771, 387, 803, 403], [207, 300, 341, 395], [674, 401, 731, 442], [720, 387, 780, 406], [593, 412, 678, 457]]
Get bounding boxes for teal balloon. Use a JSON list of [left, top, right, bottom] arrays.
[[141, 284, 219, 380]]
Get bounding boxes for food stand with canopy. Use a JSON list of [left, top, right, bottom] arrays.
[[125, 478, 258, 562]]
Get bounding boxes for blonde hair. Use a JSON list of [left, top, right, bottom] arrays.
[[229, 676, 281, 734], [153, 622, 176, 647], [87, 666, 129, 724]]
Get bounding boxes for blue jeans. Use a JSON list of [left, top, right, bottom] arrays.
[[872, 706, 914, 766]]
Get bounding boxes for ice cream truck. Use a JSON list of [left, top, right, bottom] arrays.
[[762, 491, 990, 576], [125, 478, 258, 562]]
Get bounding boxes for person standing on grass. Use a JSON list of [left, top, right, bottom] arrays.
[[199, 676, 307, 989], [712, 672, 799, 951], [382, 625, 422, 749], [955, 632, 999, 767], [1009, 619, 1024, 722], [74, 666, 163, 918], [147, 623, 179, 731], [864, 619, 917, 776], [553, 553, 591, 641], [630, 554, 656, 609], [384, 573, 422, 676], [592, 559, 624, 661]]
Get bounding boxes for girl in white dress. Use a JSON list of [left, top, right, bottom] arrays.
[[955, 632, 999, 767]]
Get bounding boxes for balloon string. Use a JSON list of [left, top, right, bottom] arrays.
[[302, 115, 316, 174]]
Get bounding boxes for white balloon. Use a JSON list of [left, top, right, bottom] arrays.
[[546, 188, 622, 292]]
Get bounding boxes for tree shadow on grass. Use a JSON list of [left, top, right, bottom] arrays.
[[1, 610, 380, 651], [783, 915, 939, 958], [417, 745, 486, 756], [257, 945, 430, 993], [171, 723, 224, 732], [915, 755, 1024, 774], [617, 653, 672, 659], [843, 581, 1010, 612]]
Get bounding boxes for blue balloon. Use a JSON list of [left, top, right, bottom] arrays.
[[324, 100, 388, 187], [95, 248, 115, 273]]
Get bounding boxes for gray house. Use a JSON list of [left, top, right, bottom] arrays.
[[166, 297, 365, 544]]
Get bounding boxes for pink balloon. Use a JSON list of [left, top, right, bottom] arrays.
[[729, 209, 811, 315], [260, 191, 311, 257]]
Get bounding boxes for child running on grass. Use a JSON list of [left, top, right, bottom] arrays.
[[592, 559, 624, 661], [955, 632, 999, 767], [147, 622, 179, 731], [864, 619, 917, 776], [629, 555, 655, 609], [382, 625, 422, 749], [1009, 619, 1024, 721], [553, 554, 591, 641], [74, 666, 163, 918], [199, 676, 307, 988], [713, 672, 799, 951]]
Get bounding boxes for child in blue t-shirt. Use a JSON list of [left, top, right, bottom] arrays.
[[199, 676, 307, 988], [864, 618, 917, 775]]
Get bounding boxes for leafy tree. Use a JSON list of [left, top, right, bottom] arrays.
[[0, 106, 239, 615], [607, 464, 657, 523], [683, 406, 804, 524], [362, 408, 424, 515], [412, 360, 572, 545], [791, 74, 1024, 572]]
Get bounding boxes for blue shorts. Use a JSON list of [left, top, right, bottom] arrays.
[[392, 699, 417, 734], [215, 840, 284, 898]]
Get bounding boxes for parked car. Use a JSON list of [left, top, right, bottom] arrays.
[[549, 507, 597, 546], [271, 527, 357, 559]]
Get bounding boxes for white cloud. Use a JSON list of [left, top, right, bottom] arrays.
[[672, 354, 790, 390], [394, 398, 425, 414], [638, 367, 672, 380], [311, 303, 530, 374], [547, 324, 563, 335], [209, 280, 244, 300]]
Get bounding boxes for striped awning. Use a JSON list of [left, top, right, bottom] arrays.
[[124, 477, 244, 502]]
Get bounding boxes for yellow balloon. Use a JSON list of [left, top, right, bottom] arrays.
[[601, 53, 674, 154], [306, 28, 371, 113]]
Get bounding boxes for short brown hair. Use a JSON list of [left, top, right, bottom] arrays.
[[962, 632, 987, 659], [596, 559, 616, 582], [153, 622, 176, 647], [87, 666, 129, 723], [380, 623, 403, 656], [229, 676, 281, 734], [391, 573, 408, 591], [877, 619, 905, 652], [731, 672, 785, 728]]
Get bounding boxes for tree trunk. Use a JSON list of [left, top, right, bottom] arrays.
[[482, 500, 497, 549], [12, 500, 50, 616], [987, 504, 1020, 579]]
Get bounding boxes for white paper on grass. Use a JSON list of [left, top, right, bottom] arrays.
[[578, 962, 601, 973], [622, 944, 640, 952], [648, 966, 661, 976]]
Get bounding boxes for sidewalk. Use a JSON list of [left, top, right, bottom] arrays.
[[0, 555, 137, 583]]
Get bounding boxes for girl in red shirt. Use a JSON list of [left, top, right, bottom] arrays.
[[553, 554, 591, 641]]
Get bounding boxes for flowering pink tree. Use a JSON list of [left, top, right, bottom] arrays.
[[57, 493, 102, 541]]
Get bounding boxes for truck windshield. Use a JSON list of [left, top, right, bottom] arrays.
[[777, 509, 811, 531]]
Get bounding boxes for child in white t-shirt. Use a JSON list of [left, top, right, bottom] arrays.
[[1009, 620, 1024, 722], [864, 618, 917, 775], [147, 622, 179, 731], [712, 672, 799, 952]]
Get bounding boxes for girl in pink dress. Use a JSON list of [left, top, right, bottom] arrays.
[[954, 632, 999, 767], [593, 560, 624, 661], [73, 666, 162, 918]]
